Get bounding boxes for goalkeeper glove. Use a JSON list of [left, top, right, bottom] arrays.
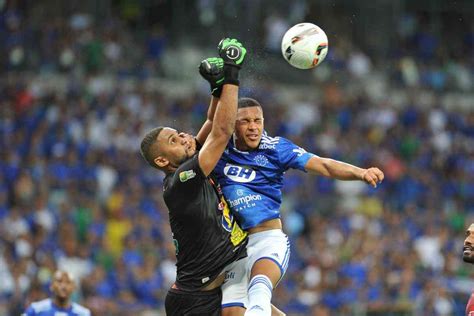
[[199, 57, 225, 97], [217, 38, 247, 86]]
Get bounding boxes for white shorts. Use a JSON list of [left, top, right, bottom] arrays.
[[221, 229, 290, 309]]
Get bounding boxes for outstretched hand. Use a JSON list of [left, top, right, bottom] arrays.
[[361, 167, 384, 188]]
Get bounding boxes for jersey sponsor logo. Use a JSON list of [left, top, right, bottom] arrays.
[[179, 170, 196, 182], [220, 197, 247, 245], [228, 193, 262, 208], [259, 135, 279, 150], [224, 165, 256, 183], [230, 223, 247, 246], [259, 142, 275, 150], [220, 198, 234, 232], [224, 271, 235, 281], [172, 233, 179, 255]]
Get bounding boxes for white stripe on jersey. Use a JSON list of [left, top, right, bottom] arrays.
[[260, 135, 280, 144], [72, 303, 91, 316], [31, 299, 52, 313]]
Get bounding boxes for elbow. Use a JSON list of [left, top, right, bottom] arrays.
[[320, 158, 331, 170], [320, 158, 333, 176]]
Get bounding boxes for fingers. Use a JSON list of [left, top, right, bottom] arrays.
[[364, 168, 384, 188], [374, 168, 384, 183], [368, 176, 377, 188]]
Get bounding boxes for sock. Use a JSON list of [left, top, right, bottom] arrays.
[[244, 274, 273, 316]]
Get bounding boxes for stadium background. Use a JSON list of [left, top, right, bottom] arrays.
[[1, 0, 473, 315]]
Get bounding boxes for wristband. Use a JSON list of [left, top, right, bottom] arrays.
[[223, 64, 240, 86]]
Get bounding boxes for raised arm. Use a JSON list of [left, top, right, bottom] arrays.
[[305, 156, 384, 188], [195, 96, 218, 146], [198, 85, 238, 176], [198, 38, 247, 176]]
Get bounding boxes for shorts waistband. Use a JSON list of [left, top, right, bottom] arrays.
[[248, 229, 286, 239], [169, 284, 221, 296]]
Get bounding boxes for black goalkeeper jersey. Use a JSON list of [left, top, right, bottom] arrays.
[[163, 154, 248, 291]]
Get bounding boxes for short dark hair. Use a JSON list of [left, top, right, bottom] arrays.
[[238, 97, 262, 109], [140, 127, 164, 169]]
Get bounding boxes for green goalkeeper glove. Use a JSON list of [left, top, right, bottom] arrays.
[[199, 57, 225, 97], [217, 38, 247, 86]]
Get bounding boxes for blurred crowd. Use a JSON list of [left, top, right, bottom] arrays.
[[1, 1, 474, 315]]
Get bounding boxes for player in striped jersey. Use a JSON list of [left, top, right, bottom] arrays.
[[23, 270, 90, 316]]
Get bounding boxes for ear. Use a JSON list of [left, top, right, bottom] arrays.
[[154, 156, 169, 168]]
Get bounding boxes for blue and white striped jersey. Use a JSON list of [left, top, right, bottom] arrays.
[[23, 298, 91, 316], [214, 133, 314, 229]]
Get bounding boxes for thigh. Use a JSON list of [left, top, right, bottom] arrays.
[[248, 231, 291, 285], [222, 257, 250, 309], [222, 232, 291, 309]]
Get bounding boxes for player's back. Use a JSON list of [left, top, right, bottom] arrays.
[[215, 133, 313, 229], [23, 298, 91, 316]]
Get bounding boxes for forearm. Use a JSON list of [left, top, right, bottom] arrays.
[[307, 157, 364, 180], [196, 96, 219, 145], [207, 96, 218, 120], [211, 84, 238, 136], [198, 84, 238, 176]]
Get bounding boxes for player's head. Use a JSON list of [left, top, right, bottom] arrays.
[[140, 127, 196, 173], [463, 223, 474, 263], [50, 270, 75, 303], [234, 97, 264, 151]]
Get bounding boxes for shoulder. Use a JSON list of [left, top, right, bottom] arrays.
[[26, 298, 51, 314], [163, 155, 205, 202], [164, 156, 203, 188], [260, 134, 303, 155], [72, 303, 91, 316]]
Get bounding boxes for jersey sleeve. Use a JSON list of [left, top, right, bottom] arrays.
[[277, 137, 315, 171], [23, 306, 35, 316], [164, 155, 206, 205]]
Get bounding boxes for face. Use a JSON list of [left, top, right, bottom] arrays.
[[463, 223, 474, 263], [234, 106, 264, 151], [154, 128, 196, 169], [50, 271, 75, 300]]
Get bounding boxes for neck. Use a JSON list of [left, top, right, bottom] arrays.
[[165, 163, 179, 174], [53, 297, 71, 309], [234, 137, 252, 152]]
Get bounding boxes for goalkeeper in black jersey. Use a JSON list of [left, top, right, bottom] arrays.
[[140, 38, 248, 315]]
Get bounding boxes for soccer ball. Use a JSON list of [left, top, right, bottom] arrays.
[[281, 22, 329, 69]]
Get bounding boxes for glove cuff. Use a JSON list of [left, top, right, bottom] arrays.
[[211, 86, 223, 97], [223, 64, 240, 86]]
